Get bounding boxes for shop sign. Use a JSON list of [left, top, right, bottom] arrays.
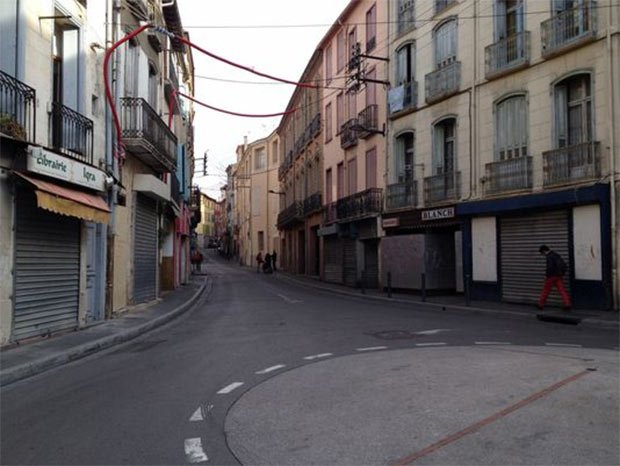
[[27, 146, 106, 191], [382, 217, 400, 228], [421, 206, 455, 221]]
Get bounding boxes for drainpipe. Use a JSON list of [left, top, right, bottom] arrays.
[[606, 2, 618, 310]]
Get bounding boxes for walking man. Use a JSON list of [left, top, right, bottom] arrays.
[[537, 245, 571, 311], [256, 251, 263, 273]]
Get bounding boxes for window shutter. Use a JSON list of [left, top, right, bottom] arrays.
[[494, 1, 507, 40], [555, 84, 568, 148], [397, 48, 407, 84], [516, 1, 524, 33], [395, 136, 405, 182], [433, 124, 445, 174]]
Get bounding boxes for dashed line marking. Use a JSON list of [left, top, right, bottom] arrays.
[[184, 438, 208, 463], [189, 407, 203, 422], [474, 341, 511, 345], [304, 353, 333, 360], [217, 382, 244, 394], [415, 329, 451, 335], [356, 346, 388, 352], [415, 342, 447, 347], [256, 364, 286, 375], [545, 343, 583, 348]]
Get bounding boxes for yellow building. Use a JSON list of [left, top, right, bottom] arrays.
[[197, 193, 217, 248]]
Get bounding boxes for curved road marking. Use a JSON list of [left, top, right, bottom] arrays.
[[304, 353, 333, 360], [189, 407, 203, 422], [217, 382, 244, 394], [357, 346, 388, 352], [545, 343, 582, 348], [474, 341, 511, 345], [415, 342, 447, 347], [256, 365, 286, 375], [184, 438, 208, 463]]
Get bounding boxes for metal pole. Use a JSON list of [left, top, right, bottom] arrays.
[[421, 273, 426, 302], [387, 271, 392, 298]]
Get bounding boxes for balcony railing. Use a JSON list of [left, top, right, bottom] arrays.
[[388, 80, 418, 115], [0, 70, 36, 142], [336, 188, 383, 222], [323, 201, 338, 224], [424, 171, 461, 204], [303, 192, 322, 216], [541, 2, 597, 57], [357, 104, 379, 139], [340, 118, 358, 149], [386, 181, 417, 210], [277, 201, 303, 229], [120, 97, 177, 173], [485, 156, 532, 194], [50, 102, 94, 164], [425, 61, 461, 104], [485, 31, 531, 79], [543, 141, 600, 187]]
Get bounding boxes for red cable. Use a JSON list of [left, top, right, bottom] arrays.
[[177, 91, 297, 117]]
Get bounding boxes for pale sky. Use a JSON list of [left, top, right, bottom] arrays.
[[178, 0, 351, 199]]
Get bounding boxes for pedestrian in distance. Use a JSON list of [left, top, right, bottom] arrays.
[[537, 245, 571, 311], [263, 252, 273, 274], [272, 249, 277, 272], [256, 251, 263, 273]]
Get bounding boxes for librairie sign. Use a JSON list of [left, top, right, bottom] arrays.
[[421, 206, 455, 221], [27, 146, 106, 191]]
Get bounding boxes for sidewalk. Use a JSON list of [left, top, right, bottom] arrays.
[[0, 275, 210, 387], [271, 269, 620, 331]]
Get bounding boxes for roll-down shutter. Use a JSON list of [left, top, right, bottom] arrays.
[[343, 239, 357, 287], [500, 210, 570, 305], [324, 237, 343, 283], [14, 193, 80, 340], [134, 194, 158, 303]]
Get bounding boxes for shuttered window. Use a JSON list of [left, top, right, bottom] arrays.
[[495, 94, 528, 160], [434, 19, 457, 68]]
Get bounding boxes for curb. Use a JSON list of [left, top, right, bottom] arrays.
[[275, 273, 619, 331], [0, 277, 211, 387]]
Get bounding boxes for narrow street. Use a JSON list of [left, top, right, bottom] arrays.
[[1, 252, 618, 465]]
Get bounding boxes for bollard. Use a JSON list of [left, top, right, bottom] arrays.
[[387, 272, 392, 298], [361, 270, 366, 294], [421, 273, 426, 302], [465, 273, 471, 307]]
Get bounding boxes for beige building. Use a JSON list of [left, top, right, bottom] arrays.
[[196, 193, 217, 247], [233, 132, 280, 268]]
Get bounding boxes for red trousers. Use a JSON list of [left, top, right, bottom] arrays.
[[539, 276, 571, 308]]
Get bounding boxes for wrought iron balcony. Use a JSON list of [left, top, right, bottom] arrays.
[[303, 192, 322, 216], [0, 70, 36, 142], [323, 201, 338, 224], [50, 102, 94, 164], [485, 156, 532, 195], [543, 141, 600, 187], [120, 97, 177, 173], [277, 201, 304, 229], [423, 171, 461, 204], [385, 181, 417, 210], [425, 61, 461, 104], [340, 118, 358, 149], [541, 2, 597, 57], [357, 104, 379, 139], [336, 188, 383, 222], [485, 31, 531, 79]]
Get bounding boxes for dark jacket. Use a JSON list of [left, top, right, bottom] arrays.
[[546, 251, 567, 277]]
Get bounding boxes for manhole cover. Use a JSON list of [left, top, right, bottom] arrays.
[[366, 330, 417, 340]]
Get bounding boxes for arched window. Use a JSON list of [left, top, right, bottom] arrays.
[[432, 118, 456, 174], [553, 73, 592, 147], [495, 94, 528, 160], [433, 19, 457, 68], [394, 131, 415, 183]]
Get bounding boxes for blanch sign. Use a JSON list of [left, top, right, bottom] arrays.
[[421, 207, 455, 221], [27, 146, 106, 191]]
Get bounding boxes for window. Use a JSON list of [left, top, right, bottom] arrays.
[[365, 147, 377, 188], [348, 27, 357, 71], [495, 95, 528, 160], [337, 30, 345, 72], [494, 0, 524, 40], [124, 40, 139, 97], [148, 63, 158, 110], [325, 44, 333, 84], [395, 132, 415, 182], [347, 89, 357, 119], [396, 43, 415, 85], [366, 68, 377, 107], [272, 140, 278, 164], [366, 4, 377, 51], [254, 148, 266, 170], [337, 162, 344, 198], [258, 231, 265, 251], [435, 0, 455, 14], [325, 102, 333, 142], [336, 92, 344, 133], [433, 118, 456, 174], [554, 74, 592, 147], [326, 168, 333, 204], [398, 0, 415, 35], [347, 157, 357, 195], [434, 19, 457, 68]]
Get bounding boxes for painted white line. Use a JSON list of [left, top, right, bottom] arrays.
[[277, 293, 301, 304], [474, 341, 511, 345], [545, 343, 583, 348], [217, 382, 244, 394], [189, 407, 203, 422], [415, 329, 451, 335], [184, 438, 208, 463], [356, 346, 388, 352], [303, 353, 333, 360], [256, 364, 286, 375], [415, 342, 447, 347]]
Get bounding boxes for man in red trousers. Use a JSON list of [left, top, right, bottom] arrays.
[[537, 245, 571, 311]]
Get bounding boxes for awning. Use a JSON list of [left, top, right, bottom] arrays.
[[15, 172, 111, 224]]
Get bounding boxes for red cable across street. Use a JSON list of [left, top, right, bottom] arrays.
[[177, 91, 297, 118]]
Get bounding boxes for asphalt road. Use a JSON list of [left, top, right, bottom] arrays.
[[1, 251, 618, 465]]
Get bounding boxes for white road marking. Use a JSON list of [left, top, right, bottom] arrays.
[[415, 342, 447, 347], [217, 382, 244, 394], [415, 329, 451, 335], [356, 346, 388, 352], [277, 293, 301, 304], [303, 353, 333, 360], [189, 407, 203, 422], [256, 364, 286, 374], [474, 341, 511, 345], [184, 438, 208, 463], [545, 343, 582, 348]]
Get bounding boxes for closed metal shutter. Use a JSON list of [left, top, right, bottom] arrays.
[[134, 194, 158, 303], [500, 210, 570, 305], [14, 192, 80, 340], [324, 237, 343, 283], [343, 239, 357, 287], [364, 240, 379, 289]]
